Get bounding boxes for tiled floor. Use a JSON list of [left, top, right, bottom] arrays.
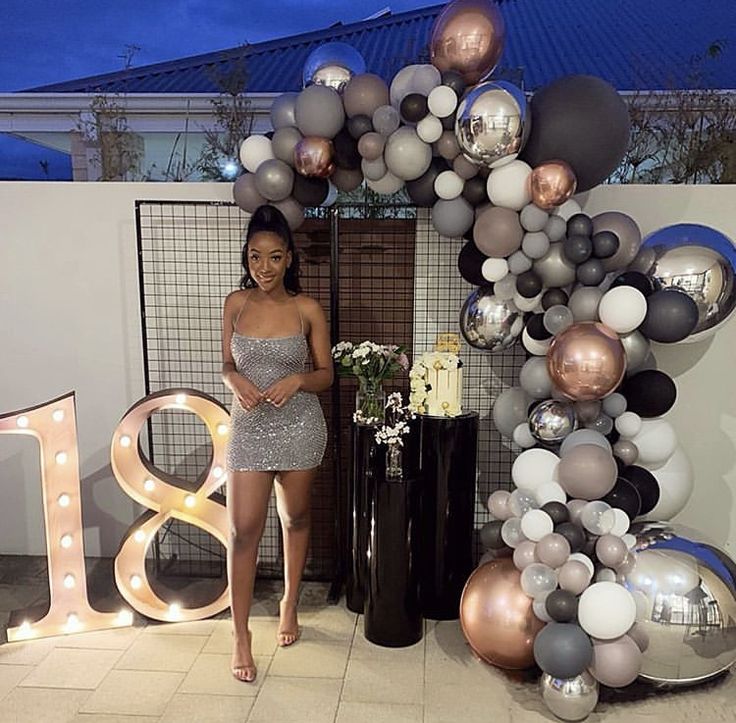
[[1, 578, 735, 721]]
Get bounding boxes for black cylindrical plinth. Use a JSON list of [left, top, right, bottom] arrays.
[[364, 468, 422, 647], [418, 412, 479, 620]]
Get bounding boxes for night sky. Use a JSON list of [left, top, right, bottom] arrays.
[[1, 0, 432, 179]]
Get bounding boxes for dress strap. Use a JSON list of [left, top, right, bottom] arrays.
[[294, 296, 304, 335], [232, 292, 250, 332]]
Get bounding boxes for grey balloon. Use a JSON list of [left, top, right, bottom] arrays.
[[432, 197, 475, 238], [590, 636, 642, 688], [534, 243, 577, 288], [602, 392, 627, 418], [541, 671, 599, 722], [372, 104, 400, 136], [473, 206, 524, 257], [508, 250, 532, 275], [343, 73, 390, 118], [593, 211, 642, 273], [544, 304, 574, 335], [271, 127, 303, 165], [357, 131, 385, 161], [521, 204, 550, 233], [622, 522, 736, 685], [520, 357, 553, 399], [639, 289, 699, 343], [573, 400, 602, 425], [295, 84, 345, 138], [361, 157, 387, 182], [453, 153, 479, 180], [620, 330, 651, 374], [270, 92, 299, 130], [560, 428, 611, 456], [557, 444, 617, 499], [568, 287, 603, 322], [233, 172, 266, 213], [613, 439, 639, 466], [272, 196, 305, 231], [331, 167, 363, 192], [493, 386, 532, 437], [436, 130, 461, 160], [545, 214, 567, 243], [254, 159, 294, 202], [460, 288, 522, 352], [584, 413, 613, 435], [534, 623, 594, 679], [529, 399, 577, 444], [454, 81, 530, 168], [384, 127, 432, 181], [522, 231, 551, 260]]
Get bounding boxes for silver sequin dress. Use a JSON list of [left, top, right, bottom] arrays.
[[226, 332, 328, 472]]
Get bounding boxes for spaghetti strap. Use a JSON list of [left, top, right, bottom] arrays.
[[232, 292, 250, 332], [295, 296, 304, 335]]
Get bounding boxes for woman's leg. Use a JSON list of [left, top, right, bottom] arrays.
[[274, 467, 317, 646], [227, 470, 274, 680]]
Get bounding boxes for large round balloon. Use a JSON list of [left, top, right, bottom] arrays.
[[520, 75, 631, 191], [639, 289, 699, 343], [384, 127, 432, 181], [547, 322, 626, 401], [534, 622, 594, 679], [635, 223, 736, 342], [429, 0, 506, 84], [302, 42, 366, 91], [460, 558, 545, 669], [343, 73, 390, 118], [454, 81, 529, 168], [460, 288, 523, 352], [622, 522, 736, 685], [294, 84, 345, 138]]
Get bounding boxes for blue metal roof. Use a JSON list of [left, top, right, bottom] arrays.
[[24, 1, 736, 94]]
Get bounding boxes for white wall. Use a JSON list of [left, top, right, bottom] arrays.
[[1, 183, 735, 557]]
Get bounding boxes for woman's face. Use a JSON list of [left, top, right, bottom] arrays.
[[247, 231, 291, 292]]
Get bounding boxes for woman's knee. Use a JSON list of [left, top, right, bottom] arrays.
[[229, 518, 264, 550], [278, 507, 311, 532]]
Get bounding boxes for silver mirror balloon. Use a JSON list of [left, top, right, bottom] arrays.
[[529, 400, 577, 444], [540, 671, 599, 722], [621, 521, 736, 685], [454, 80, 529, 168], [635, 223, 736, 342], [460, 288, 523, 352], [302, 42, 366, 92]]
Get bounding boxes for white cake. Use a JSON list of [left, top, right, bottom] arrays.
[[409, 334, 463, 417]]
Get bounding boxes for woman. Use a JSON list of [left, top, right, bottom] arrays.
[[221, 204, 333, 682]]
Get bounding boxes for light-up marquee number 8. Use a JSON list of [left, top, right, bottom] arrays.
[[0, 393, 128, 641], [111, 389, 231, 621]]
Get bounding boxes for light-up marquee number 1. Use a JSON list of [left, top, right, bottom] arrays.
[[111, 389, 231, 621], [0, 393, 128, 641]]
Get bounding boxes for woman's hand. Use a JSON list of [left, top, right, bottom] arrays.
[[231, 375, 264, 411], [263, 375, 303, 408]]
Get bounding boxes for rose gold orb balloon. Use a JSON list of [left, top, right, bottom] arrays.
[[459, 558, 544, 669], [429, 0, 506, 85], [530, 160, 577, 209], [546, 322, 626, 401], [293, 136, 335, 178]]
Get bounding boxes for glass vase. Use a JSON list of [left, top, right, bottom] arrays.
[[385, 443, 403, 481], [355, 380, 385, 425]]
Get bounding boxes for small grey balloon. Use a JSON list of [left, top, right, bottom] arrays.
[[521, 204, 550, 233], [271, 127, 303, 165], [545, 214, 567, 243], [254, 159, 294, 202]]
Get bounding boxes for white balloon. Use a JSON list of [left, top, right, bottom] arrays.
[[416, 114, 444, 143], [645, 446, 694, 520], [366, 171, 404, 195], [428, 84, 458, 118], [384, 127, 432, 181], [560, 429, 612, 456], [513, 291, 543, 312], [494, 273, 517, 300], [481, 257, 509, 283], [486, 160, 533, 210], [434, 170, 464, 200], [615, 411, 642, 439], [501, 516, 527, 548], [521, 509, 554, 541], [568, 552, 595, 577], [513, 423, 536, 449], [622, 533, 637, 550], [390, 63, 441, 108], [599, 286, 648, 334], [551, 197, 582, 221], [630, 419, 677, 469], [512, 448, 560, 492], [578, 582, 637, 639], [239, 135, 274, 173], [535, 481, 567, 506], [609, 508, 631, 537]]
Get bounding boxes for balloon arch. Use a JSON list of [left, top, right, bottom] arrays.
[[232, 0, 736, 719]]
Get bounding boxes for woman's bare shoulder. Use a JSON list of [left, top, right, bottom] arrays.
[[224, 289, 249, 310]]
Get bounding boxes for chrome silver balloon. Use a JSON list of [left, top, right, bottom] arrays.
[[302, 42, 366, 91], [529, 399, 577, 444], [459, 288, 523, 352], [621, 521, 736, 685], [637, 223, 736, 342], [540, 671, 599, 722], [454, 81, 529, 168]]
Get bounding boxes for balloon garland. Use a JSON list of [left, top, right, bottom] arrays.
[[231, 0, 736, 718]]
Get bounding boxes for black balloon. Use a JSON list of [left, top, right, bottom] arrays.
[[400, 92, 429, 123], [610, 270, 655, 297], [542, 501, 570, 525], [603, 478, 642, 520], [480, 520, 506, 549], [406, 157, 449, 206], [526, 313, 552, 340], [555, 522, 586, 553], [292, 174, 329, 206], [516, 270, 543, 298], [639, 289, 699, 343], [458, 240, 491, 287], [332, 128, 361, 170], [620, 465, 660, 515], [542, 288, 569, 310], [519, 75, 631, 192], [347, 114, 373, 139], [592, 230, 620, 259], [545, 589, 579, 623], [563, 234, 593, 264], [567, 213, 594, 238], [441, 71, 466, 96], [461, 176, 488, 206], [576, 258, 606, 286], [621, 369, 677, 417]]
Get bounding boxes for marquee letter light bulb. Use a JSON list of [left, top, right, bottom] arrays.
[[0, 392, 126, 641], [111, 388, 230, 622]]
